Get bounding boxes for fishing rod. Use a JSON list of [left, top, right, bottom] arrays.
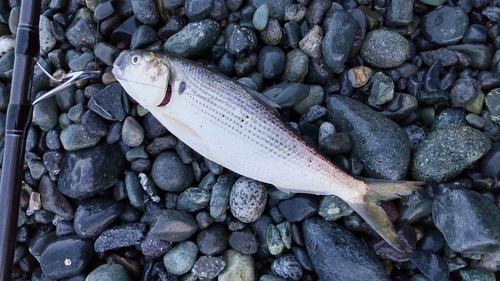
[[0, 0, 41, 280]]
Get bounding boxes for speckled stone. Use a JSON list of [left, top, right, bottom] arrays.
[[163, 241, 198, 275], [360, 30, 410, 69], [230, 177, 267, 223], [218, 249, 255, 281]]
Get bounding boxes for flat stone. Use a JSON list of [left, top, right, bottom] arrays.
[[94, 223, 146, 252], [360, 29, 409, 69], [420, 5, 468, 46], [322, 10, 357, 73], [164, 19, 220, 58], [86, 264, 131, 281], [150, 209, 198, 242], [218, 249, 255, 281], [74, 198, 124, 238]]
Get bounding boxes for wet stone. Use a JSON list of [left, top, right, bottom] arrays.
[[448, 44, 492, 70], [360, 29, 409, 69], [185, 0, 214, 20], [249, 0, 292, 21], [485, 88, 500, 123], [370, 72, 395, 106], [230, 177, 267, 223], [450, 78, 480, 107], [60, 123, 100, 151], [226, 25, 258, 56], [326, 95, 411, 180], [94, 223, 146, 252], [88, 82, 129, 121], [164, 19, 220, 58], [281, 49, 309, 83], [177, 187, 211, 212], [130, 25, 157, 49], [163, 241, 198, 275], [412, 125, 491, 182], [420, 6, 468, 46], [93, 42, 121, 66], [140, 232, 172, 259], [431, 108, 467, 131], [192, 256, 227, 279], [74, 198, 124, 238], [122, 116, 144, 147], [322, 10, 357, 73], [219, 249, 255, 281], [39, 235, 92, 279], [86, 264, 131, 281], [150, 209, 198, 242], [278, 194, 318, 223], [271, 254, 303, 281], [146, 135, 176, 155], [65, 9, 99, 50], [410, 250, 450, 281], [57, 143, 127, 199], [257, 45, 285, 79], [318, 195, 353, 221], [33, 94, 58, 132], [142, 113, 168, 139], [433, 189, 500, 255], [253, 4, 269, 31], [386, 0, 413, 26], [196, 223, 229, 255], [39, 175, 74, 220], [267, 224, 284, 255], [229, 229, 259, 254], [210, 174, 236, 219], [151, 151, 194, 192], [260, 19, 282, 45], [131, 0, 159, 25], [459, 269, 495, 281], [299, 25, 323, 59], [302, 217, 389, 281]]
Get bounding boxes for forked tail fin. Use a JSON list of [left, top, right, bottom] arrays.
[[348, 178, 425, 252]]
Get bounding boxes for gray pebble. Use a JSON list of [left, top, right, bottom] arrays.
[[299, 25, 323, 58], [271, 254, 303, 281], [177, 187, 211, 212], [360, 30, 409, 69], [370, 72, 395, 105], [86, 264, 131, 281], [253, 4, 269, 30], [318, 195, 353, 221], [281, 48, 309, 83], [131, 0, 159, 25], [163, 241, 198, 275], [122, 116, 144, 147], [150, 209, 198, 242], [164, 19, 220, 58], [94, 223, 146, 252], [151, 151, 194, 191], [191, 256, 227, 279], [230, 177, 267, 223], [60, 123, 101, 151]]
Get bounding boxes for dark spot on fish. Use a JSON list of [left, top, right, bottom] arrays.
[[159, 85, 172, 106], [179, 81, 186, 94]]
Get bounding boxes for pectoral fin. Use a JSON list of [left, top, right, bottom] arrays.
[[152, 109, 202, 141]]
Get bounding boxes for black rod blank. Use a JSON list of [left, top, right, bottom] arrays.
[[0, 1, 41, 280]]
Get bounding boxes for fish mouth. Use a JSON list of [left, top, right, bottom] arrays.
[[111, 51, 128, 79]]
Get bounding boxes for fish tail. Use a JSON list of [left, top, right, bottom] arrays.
[[348, 178, 425, 252]]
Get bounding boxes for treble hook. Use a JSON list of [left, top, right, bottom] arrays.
[[32, 61, 101, 105]]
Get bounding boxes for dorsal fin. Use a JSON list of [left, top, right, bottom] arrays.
[[239, 84, 282, 117]]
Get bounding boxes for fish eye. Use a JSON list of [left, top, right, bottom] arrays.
[[131, 55, 140, 64]]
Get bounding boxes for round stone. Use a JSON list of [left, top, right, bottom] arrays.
[[348, 66, 372, 88], [360, 29, 410, 69], [420, 5, 468, 46], [230, 177, 267, 223], [257, 45, 286, 79], [271, 254, 303, 281], [86, 264, 131, 281], [151, 151, 194, 192], [163, 241, 198, 275]]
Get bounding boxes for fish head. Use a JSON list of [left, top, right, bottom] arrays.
[[112, 50, 170, 107]]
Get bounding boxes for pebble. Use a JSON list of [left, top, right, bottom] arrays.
[[291, 246, 314, 271], [191, 256, 227, 279], [196, 223, 229, 255], [360, 29, 409, 68], [281, 48, 309, 83], [299, 25, 323, 59], [218, 249, 255, 281], [459, 268, 495, 281], [448, 43, 492, 70], [410, 250, 450, 281], [271, 254, 303, 281], [150, 209, 198, 242], [228, 229, 259, 254], [433, 188, 500, 255], [386, 0, 414, 26], [74, 198, 124, 238], [163, 241, 198, 275], [326, 94, 411, 180], [230, 177, 267, 223], [278, 194, 318, 222], [259, 19, 282, 45], [32, 94, 58, 132], [177, 187, 211, 212], [249, 0, 292, 21], [302, 217, 389, 281], [210, 174, 236, 219], [39, 15, 56, 54], [151, 151, 194, 192], [39, 175, 74, 220], [226, 25, 258, 55], [253, 4, 269, 31], [94, 223, 146, 252], [486, 88, 500, 123], [185, 0, 214, 20], [86, 264, 131, 281], [131, 0, 159, 25], [130, 25, 157, 49], [57, 143, 126, 198], [257, 45, 285, 79], [93, 42, 121, 66], [412, 125, 491, 182], [267, 224, 284, 255], [293, 84, 323, 114], [146, 135, 177, 155], [370, 72, 395, 106], [140, 232, 172, 259], [39, 235, 93, 279], [318, 195, 353, 221], [420, 6, 468, 46], [88, 82, 129, 121], [122, 116, 144, 147], [348, 66, 372, 88], [322, 10, 357, 73], [164, 19, 220, 58], [65, 8, 99, 50], [450, 78, 480, 107]]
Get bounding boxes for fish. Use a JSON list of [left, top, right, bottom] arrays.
[[112, 50, 424, 252]]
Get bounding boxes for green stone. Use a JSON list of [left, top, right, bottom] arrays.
[[462, 90, 484, 114], [459, 268, 495, 281], [485, 88, 500, 123], [86, 264, 131, 281], [448, 44, 492, 70], [267, 224, 284, 255], [417, 0, 446, 6], [293, 85, 324, 115]]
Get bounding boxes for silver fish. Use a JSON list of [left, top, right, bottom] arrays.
[[112, 50, 423, 252]]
